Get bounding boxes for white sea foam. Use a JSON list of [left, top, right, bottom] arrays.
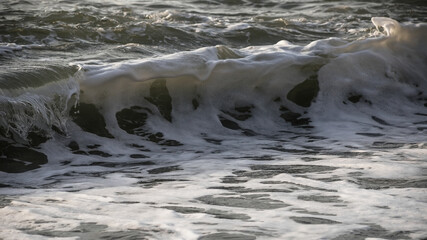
[[1, 142, 426, 239]]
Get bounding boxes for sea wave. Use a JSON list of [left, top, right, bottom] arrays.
[[0, 66, 80, 144], [0, 18, 426, 145]]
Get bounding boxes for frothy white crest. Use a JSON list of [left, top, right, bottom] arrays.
[[371, 17, 400, 36]]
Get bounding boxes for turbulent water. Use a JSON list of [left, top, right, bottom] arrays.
[[1, 0, 427, 239]]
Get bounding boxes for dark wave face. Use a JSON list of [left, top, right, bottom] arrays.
[[0, 1, 427, 240]]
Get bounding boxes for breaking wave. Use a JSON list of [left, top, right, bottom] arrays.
[[1, 18, 426, 146]]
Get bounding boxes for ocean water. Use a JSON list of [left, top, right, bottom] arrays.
[[1, 0, 427, 239]]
